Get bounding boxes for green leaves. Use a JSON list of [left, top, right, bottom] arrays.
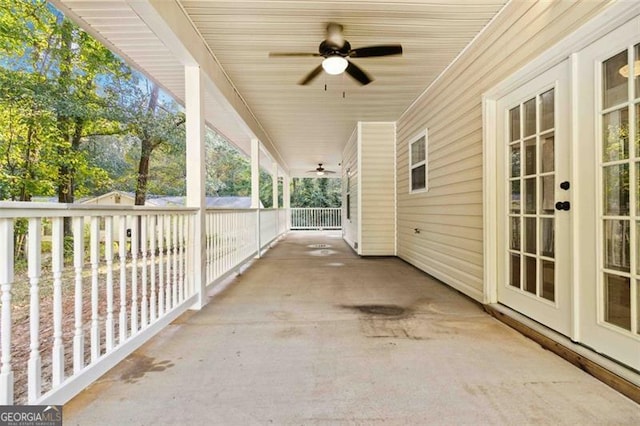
[[0, 1, 341, 209], [291, 177, 341, 208], [0, 0, 130, 201]]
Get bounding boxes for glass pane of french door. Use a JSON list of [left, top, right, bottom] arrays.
[[508, 88, 556, 302], [600, 45, 639, 334]]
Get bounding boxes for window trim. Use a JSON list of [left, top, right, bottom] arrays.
[[409, 129, 428, 193]]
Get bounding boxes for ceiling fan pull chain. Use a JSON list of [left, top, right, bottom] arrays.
[[342, 91, 345, 98]]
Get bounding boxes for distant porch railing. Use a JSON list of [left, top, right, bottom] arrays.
[[290, 208, 342, 230], [0, 203, 288, 405]]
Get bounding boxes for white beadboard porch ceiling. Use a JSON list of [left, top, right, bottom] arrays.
[[53, 0, 508, 177]]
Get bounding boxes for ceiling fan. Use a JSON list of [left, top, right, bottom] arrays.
[[308, 164, 336, 176], [269, 23, 403, 86]]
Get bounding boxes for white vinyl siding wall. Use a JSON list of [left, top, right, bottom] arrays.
[[396, 1, 609, 302], [359, 122, 396, 256], [342, 129, 358, 251]]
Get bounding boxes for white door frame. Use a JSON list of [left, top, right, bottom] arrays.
[[495, 61, 572, 336], [483, 2, 640, 337]]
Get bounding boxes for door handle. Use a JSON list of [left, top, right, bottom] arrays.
[[555, 201, 570, 211]]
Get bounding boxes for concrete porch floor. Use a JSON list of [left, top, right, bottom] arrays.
[[64, 231, 640, 425]]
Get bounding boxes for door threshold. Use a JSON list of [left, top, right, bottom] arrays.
[[485, 303, 640, 404]]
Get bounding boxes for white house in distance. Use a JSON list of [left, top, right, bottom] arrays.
[[35, 191, 260, 237], [77, 190, 259, 209], [2, 0, 639, 408]]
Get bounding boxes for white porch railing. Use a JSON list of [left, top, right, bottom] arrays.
[[290, 208, 342, 230], [0, 203, 287, 405], [205, 209, 258, 287]]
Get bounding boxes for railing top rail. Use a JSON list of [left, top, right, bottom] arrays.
[[0, 202, 197, 218], [290, 207, 342, 210], [205, 208, 259, 213]]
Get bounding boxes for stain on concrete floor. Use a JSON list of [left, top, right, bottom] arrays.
[[346, 304, 408, 317], [121, 354, 175, 384]]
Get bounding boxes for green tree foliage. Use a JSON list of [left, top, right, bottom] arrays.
[[0, 0, 123, 202], [204, 130, 275, 207], [0, 1, 341, 212], [104, 75, 185, 204], [291, 177, 341, 207]]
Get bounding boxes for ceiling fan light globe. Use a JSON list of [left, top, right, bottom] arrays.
[[316, 171, 325, 176], [619, 60, 640, 78], [322, 56, 348, 75]]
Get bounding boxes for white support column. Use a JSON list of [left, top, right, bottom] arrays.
[[251, 139, 261, 209], [272, 162, 279, 239], [272, 162, 279, 209], [185, 65, 207, 310], [251, 138, 261, 256], [283, 174, 291, 230]]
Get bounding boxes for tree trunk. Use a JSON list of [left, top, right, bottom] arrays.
[[135, 141, 152, 205], [134, 84, 160, 206], [56, 21, 74, 206], [19, 122, 36, 202]]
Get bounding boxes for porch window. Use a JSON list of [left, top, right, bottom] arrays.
[[410, 130, 428, 192]]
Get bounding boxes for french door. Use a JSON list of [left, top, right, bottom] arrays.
[[496, 61, 572, 336], [577, 19, 640, 370], [494, 16, 640, 371]]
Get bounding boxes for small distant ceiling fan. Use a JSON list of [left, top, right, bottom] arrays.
[[308, 164, 336, 176], [269, 23, 403, 86]]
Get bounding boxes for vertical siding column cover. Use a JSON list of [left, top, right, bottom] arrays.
[[342, 129, 358, 251], [360, 122, 396, 256], [395, 1, 609, 301]]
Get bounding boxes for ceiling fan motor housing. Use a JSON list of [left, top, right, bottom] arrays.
[[319, 40, 351, 57], [326, 22, 345, 48]]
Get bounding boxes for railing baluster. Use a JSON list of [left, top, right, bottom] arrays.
[[141, 215, 148, 329], [157, 215, 164, 317], [150, 216, 157, 322], [183, 214, 189, 297], [0, 218, 14, 404], [187, 215, 194, 297], [164, 215, 171, 311], [118, 216, 127, 344], [72, 217, 85, 372], [178, 215, 185, 302], [105, 217, 115, 351], [233, 212, 238, 265], [224, 214, 228, 272], [214, 214, 219, 280], [214, 214, 219, 279], [204, 214, 209, 285], [172, 215, 178, 306], [27, 219, 42, 402], [130, 216, 139, 334], [90, 217, 101, 362], [223, 213, 227, 272], [51, 217, 64, 387], [221, 213, 225, 275], [228, 213, 233, 269]]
